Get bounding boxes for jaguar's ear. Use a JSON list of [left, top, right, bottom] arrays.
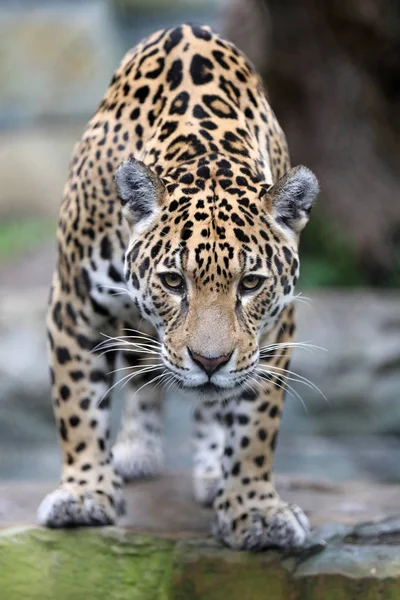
[[269, 166, 319, 234], [115, 157, 166, 226]]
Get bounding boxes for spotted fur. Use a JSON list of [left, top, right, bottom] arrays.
[[38, 24, 319, 550]]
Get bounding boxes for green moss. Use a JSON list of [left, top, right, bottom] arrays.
[[3, 527, 400, 599], [0, 527, 175, 600]]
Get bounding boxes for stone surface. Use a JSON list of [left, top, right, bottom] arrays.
[[2, 519, 400, 599], [3, 475, 400, 597], [291, 291, 400, 435], [0, 288, 51, 443], [2, 473, 400, 532]]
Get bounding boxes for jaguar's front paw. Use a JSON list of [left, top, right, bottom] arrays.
[[37, 467, 125, 527], [193, 465, 221, 506], [213, 499, 309, 551], [112, 435, 163, 481]]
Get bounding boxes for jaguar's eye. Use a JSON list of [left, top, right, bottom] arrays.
[[159, 272, 185, 293], [239, 275, 264, 294]]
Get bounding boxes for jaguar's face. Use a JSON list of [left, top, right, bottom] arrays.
[[115, 158, 318, 396]]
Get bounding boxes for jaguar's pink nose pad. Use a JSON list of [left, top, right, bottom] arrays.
[[188, 348, 232, 376]]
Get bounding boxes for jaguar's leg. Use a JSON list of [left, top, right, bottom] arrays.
[[38, 274, 125, 527], [112, 330, 165, 480], [212, 305, 310, 550], [192, 403, 225, 505]]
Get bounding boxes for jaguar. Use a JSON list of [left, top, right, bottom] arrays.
[[37, 23, 319, 550]]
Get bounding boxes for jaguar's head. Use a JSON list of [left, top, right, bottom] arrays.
[[115, 157, 318, 397]]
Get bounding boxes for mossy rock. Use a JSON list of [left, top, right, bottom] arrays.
[[2, 525, 400, 599], [0, 527, 174, 600]]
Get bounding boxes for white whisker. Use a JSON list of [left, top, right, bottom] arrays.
[[108, 361, 161, 375], [98, 364, 164, 406], [122, 328, 161, 345], [257, 363, 329, 405], [241, 376, 259, 396], [98, 346, 159, 358], [164, 376, 177, 394], [97, 284, 130, 297], [132, 370, 170, 398], [253, 370, 308, 413], [293, 292, 313, 308], [260, 341, 326, 353], [95, 336, 161, 356], [97, 333, 161, 350]]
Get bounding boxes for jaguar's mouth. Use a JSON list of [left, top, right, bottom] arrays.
[[169, 371, 233, 394], [173, 376, 224, 393], [162, 353, 256, 396], [173, 375, 249, 401], [195, 382, 223, 394]]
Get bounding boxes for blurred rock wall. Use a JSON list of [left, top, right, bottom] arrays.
[[0, 1, 119, 217], [0, 0, 220, 219]]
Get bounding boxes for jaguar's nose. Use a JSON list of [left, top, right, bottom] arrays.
[[188, 348, 232, 376]]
